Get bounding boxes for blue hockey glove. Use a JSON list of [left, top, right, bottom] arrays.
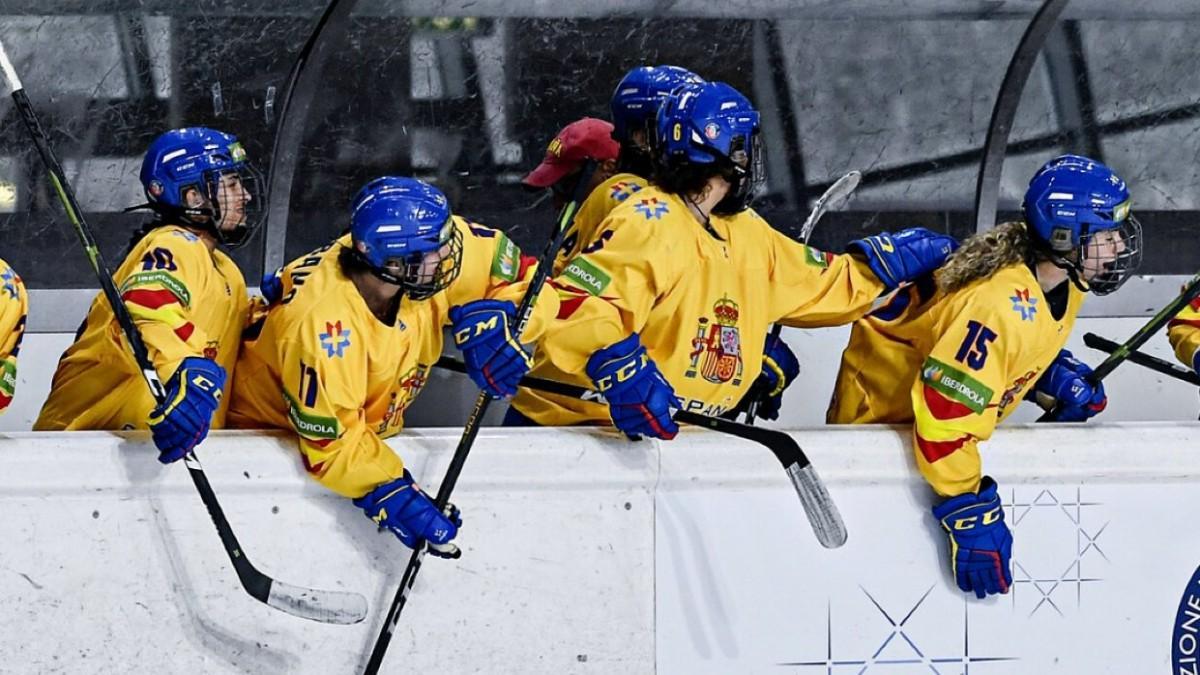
[[932, 476, 1013, 599], [748, 333, 800, 420], [354, 471, 462, 559], [1032, 349, 1107, 422], [449, 299, 533, 399], [1193, 350, 1200, 376], [260, 267, 283, 305], [586, 333, 679, 441], [147, 357, 226, 464], [847, 227, 959, 291]]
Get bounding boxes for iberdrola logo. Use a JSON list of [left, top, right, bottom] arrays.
[[923, 363, 943, 383]]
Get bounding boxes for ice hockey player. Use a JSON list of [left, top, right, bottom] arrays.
[[226, 176, 558, 557], [35, 127, 259, 466], [510, 66, 808, 426], [1168, 297, 1200, 377], [521, 117, 620, 213], [519, 80, 956, 435], [0, 258, 27, 414], [827, 155, 1139, 599]]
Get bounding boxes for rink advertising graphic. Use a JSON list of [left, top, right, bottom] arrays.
[[1173, 563, 1200, 673]]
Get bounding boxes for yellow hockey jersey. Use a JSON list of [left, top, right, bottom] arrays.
[[1168, 294, 1200, 370], [36, 225, 248, 431], [554, 173, 650, 275], [226, 217, 558, 499], [516, 183, 888, 426], [0, 258, 28, 414], [827, 263, 1086, 497]]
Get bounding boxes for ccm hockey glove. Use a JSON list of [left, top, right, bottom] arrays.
[[932, 476, 1013, 599], [847, 227, 959, 291], [450, 299, 533, 399], [587, 333, 679, 440], [147, 357, 226, 463], [355, 471, 462, 559], [1032, 349, 1107, 422]]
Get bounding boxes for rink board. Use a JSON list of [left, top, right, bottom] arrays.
[[0, 424, 1196, 673]]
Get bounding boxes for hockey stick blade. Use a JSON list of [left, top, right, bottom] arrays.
[[265, 577, 369, 625], [677, 411, 847, 548], [433, 357, 848, 549], [799, 170, 861, 244]]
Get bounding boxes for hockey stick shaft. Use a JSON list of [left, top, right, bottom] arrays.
[[1038, 271, 1200, 421], [1083, 332, 1200, 387], [435, 356, 847, 549], [362, 162, 599, 675], [0, 40, 365, 625], [747, 170, 862, 424]]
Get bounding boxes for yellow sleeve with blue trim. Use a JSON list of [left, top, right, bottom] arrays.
[[119, 228, 216, 378], [1168, 295, 1200, 370], [759, 221, 889, 327], [0, 259, 27, 414], [909, 287, 1018, 498], [278, 311, 405, 499]]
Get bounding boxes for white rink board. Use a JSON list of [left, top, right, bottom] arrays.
[[1, 424, 1198, 673]]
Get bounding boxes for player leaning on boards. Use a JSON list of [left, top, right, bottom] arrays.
[[0, 257, 27, 414], [521, 80, 956, 437], [508, 66, 809, 427], [828, 155, 1139, 599], [226, 177, 556, 558], [1167, 293, 1200, 377], [35, 127, 259, 464]]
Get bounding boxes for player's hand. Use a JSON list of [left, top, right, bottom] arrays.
[[1032, 349, 1107, 422], [932, 476, 1012, 599], [147, 357, 226, 463], [587, 333, 679, 441], [847, 228, 958, 291], [1192, 350, 1199, 375], [449, 299, 532, 398], [260, 267, 283, 305], [354, 471, 462, 559], [746, 333, 800, 420]]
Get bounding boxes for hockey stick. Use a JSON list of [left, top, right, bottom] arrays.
[[1083, 332, 1200, 387], [0, 40, 366, 625], [745, 170, 861, 425], [361, 161, 599, 675], [1037, 271, 1200, 421], [435, 356, 847, 549]]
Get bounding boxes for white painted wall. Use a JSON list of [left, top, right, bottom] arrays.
[[8, 316, 1197, 432], [2, 424, 1198, 673]]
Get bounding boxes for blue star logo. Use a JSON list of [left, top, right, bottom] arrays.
[[610, 181, 643, 203], [0, 268, 18, 300], [634, 198, 669, 220], [1010, 288, 1038, 322]]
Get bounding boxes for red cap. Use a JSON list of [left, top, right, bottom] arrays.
[[522, 118, 619, 188]]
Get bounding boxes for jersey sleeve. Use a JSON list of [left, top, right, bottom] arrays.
[[0, 261, 28, 413], [278, 314, 405, 499], [1168, 295, 1200, 369], [443, 217, 560, 342], [118, 236, 216, 378], [763, 223, 889, 327], [909, 293, 1013, 497], [539, 210, 674, 376]]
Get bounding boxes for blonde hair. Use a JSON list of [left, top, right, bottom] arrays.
[[936, 221, 1036, 293]]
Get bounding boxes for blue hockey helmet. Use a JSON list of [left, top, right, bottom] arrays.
[[1023, 154, 1141, 295], [349, 176, 462, 299], [610, 65, 704, 145], [655, 81, 764, 215], [139, 127, 263, 248]]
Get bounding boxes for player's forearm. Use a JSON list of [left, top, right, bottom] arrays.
[[774, 255, 889, 328], [298, 429, 407, 499], [912, 427, 984, 497], [539, 295, 628, 376], [1168, 322, 1200, 369]]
